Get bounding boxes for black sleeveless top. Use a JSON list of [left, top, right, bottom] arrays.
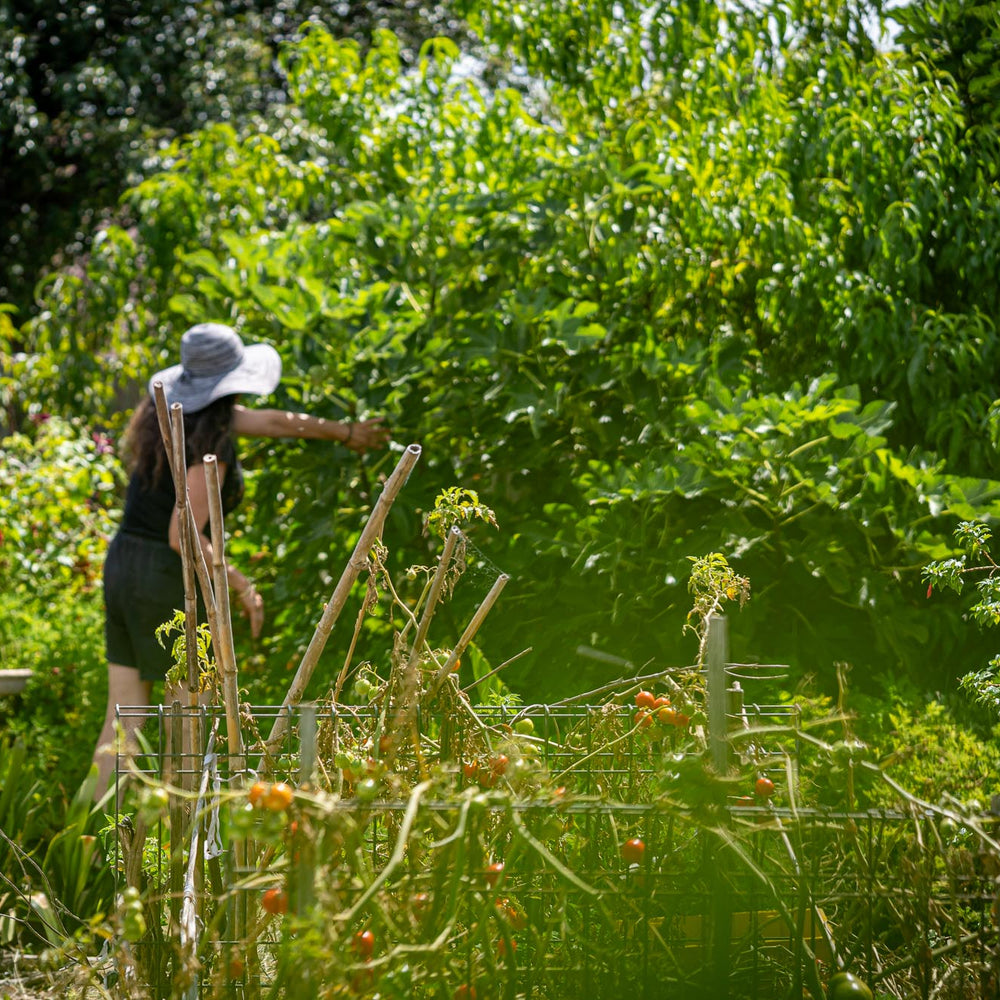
[[120, 436, 244, 542]]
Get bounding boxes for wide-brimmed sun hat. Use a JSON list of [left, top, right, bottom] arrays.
[[149, 323, 282, 414]]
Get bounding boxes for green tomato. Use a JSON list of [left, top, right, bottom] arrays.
[[122, 908, 147, 942], [513, 718, 535, 736], [827, 971, 873, 1000], [355, 778, 379, 802]]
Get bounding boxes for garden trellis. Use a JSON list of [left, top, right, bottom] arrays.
[[103, 398, 1000, 999]]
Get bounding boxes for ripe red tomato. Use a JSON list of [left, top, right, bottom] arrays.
[[454, 986, 477, 1000], [352, 929, 375, 960], [462, 760, 479, 781], [262, 887, 288, 915], [490, 754, 509, 777], [754, 776, 776, 798], [228, 956, 245, 979], [620, 838, 645, 864], [653, 695, 670, 708], [673, 711, 690, 729], [634, 690, 656, 709], [484, 862, 505, 888], [262, 781, 294, 812]]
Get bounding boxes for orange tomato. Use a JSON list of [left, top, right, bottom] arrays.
[[263, 781, 294, 812]]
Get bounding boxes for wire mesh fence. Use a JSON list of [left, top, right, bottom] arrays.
[[110, 691, 1000, 1000]]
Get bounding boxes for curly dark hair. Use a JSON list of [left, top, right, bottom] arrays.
[[124, 395, 237, 487]]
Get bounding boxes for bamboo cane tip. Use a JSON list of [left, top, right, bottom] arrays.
[[170, 401, 183, 412], [204, 453, 216, 465], [405, 443, 422, 456]]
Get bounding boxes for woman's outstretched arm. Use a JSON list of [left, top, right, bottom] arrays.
[[232, 405, 390, 454]]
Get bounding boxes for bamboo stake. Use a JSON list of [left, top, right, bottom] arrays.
[[203, 453, 250, 940], [152, 383, 219, 636], [427, 572, 509, 700], [169, 404, 204, 780], [203, 455, 245, 774], [263, 443, 422, 752], [409, 526, 462, 665], [385, 527, 462, 763]]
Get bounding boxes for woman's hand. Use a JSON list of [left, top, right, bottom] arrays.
[[237, 584, 264, 638], [343, 417, 391, 454]]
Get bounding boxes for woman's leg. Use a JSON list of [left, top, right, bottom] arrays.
[[93, 663, 153, 799]]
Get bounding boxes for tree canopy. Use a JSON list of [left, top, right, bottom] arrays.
[[4, 0, 1000, 702]]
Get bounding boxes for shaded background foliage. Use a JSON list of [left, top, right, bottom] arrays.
[[0, 0, 472, 317], [4, 0, 1000, 718]]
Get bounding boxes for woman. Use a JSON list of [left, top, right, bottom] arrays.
[[93, 322, 389, 795]]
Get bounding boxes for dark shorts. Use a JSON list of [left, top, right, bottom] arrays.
[[104, 531, 189, 682]]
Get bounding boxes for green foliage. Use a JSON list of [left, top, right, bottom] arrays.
[[0, 740, 113, 951], [425, 487, 498, 541], [0, 0, 470, 318], [0, 416, 122, 599], [156, 611, 218, 691], [790, 679, 1000, 812], [867, 698, 1000, 808], [925, 520, 1000, 715], [6, 0, 1000, 706]]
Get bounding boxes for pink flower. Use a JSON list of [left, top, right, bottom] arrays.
[[91, 431, 113, 455]]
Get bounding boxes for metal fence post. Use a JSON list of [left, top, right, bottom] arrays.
[[707, 614, 729, 774], [706, 615, 731, 999]]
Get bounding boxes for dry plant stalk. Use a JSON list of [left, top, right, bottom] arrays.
[[384, 526, 462, 764], [427, 572, 510, 700], [264, 443, 422, 752]]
